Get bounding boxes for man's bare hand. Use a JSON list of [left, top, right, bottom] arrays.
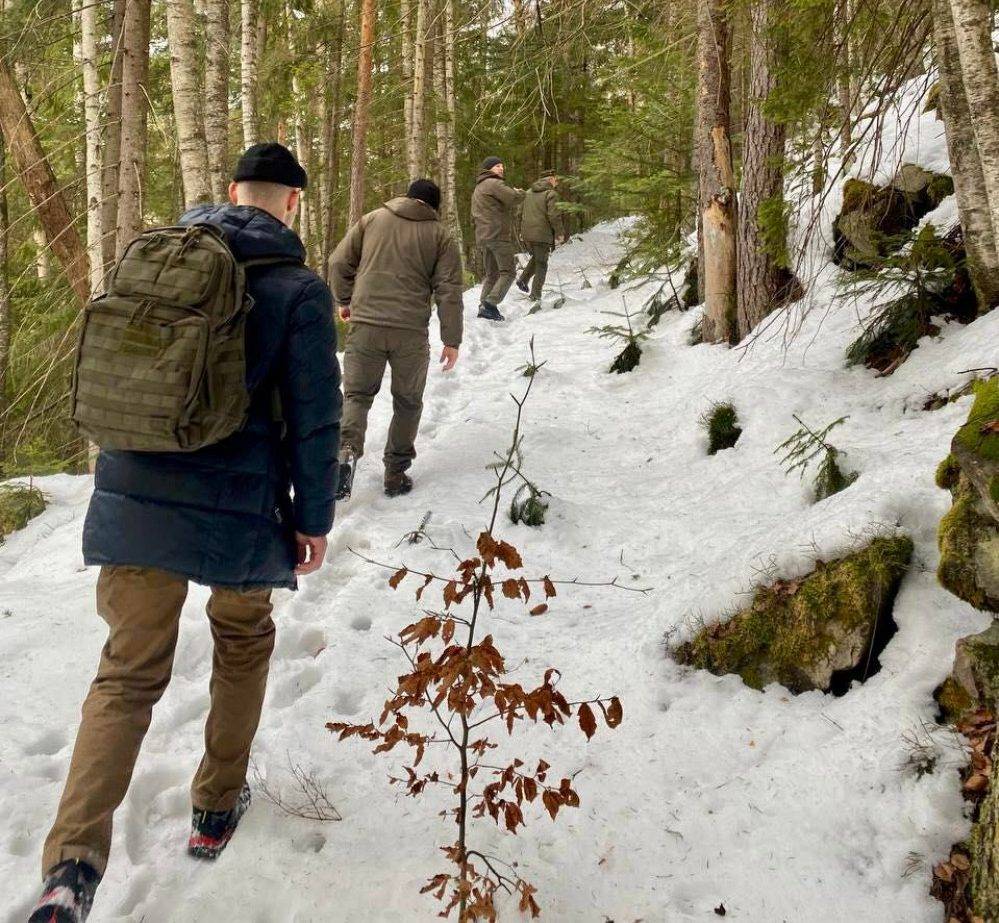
[[440, 346, 459, 372], [295, 532, 328, 576], [338, 304, 351, 321]]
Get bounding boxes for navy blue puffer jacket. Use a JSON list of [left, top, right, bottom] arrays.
[[82, 204, 342, 590]]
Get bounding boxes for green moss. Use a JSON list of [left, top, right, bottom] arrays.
[[701, 402, 742, 455], [0, 483, 46, 540], [673, 536, 913, 693], [937, 454, 962, 491], [955, 378, 999, 464], [841, 178, 877, 215], [925, 172, 956, 208], [938, 482, 999, 612], [935, 675, 976, 723]]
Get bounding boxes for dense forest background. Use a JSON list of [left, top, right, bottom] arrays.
[[0, 0, 993, 477]]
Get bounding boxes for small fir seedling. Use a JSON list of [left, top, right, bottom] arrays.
[[0, 481, 46, 540], [510, 483, 550, 527], [775, 414, 858, 501], [700, 402, 742, 455], [645, 284, 678, 328], [588, 300, 650, 374]]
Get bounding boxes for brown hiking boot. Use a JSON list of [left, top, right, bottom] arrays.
[[384, 471, 413, 497]]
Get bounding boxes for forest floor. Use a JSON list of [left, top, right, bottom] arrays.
[[2, 214, 999, 922]]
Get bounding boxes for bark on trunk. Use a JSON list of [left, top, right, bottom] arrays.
[[696, 0, 737, 344], [836, 0, 853, 164], [0, 59, 89, 304], [948, 0, 999, 260], [321, 0, 345, 276], [285, 2, 311, 248], [933, 0, 999, 311], [0, 138, 10, 401], [440, 0, 463, 251], [408, 0, 428, 180], [401, 0, 414, 156], [241, 0, 259, 147], [736, 0, 786, 340], [102, 0, 126, 270], [166, 0, 212, 207], [117, 0, 151, 258], [80, 0, 104, 291], [348, 0, 376, 225], [204, 0, 231, 201]]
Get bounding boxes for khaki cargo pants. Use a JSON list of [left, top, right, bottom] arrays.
[[479, 240, 517, 306], [340, 323, 431, 474], [518, 243, 552, 300], [42, 565, 274, 877]]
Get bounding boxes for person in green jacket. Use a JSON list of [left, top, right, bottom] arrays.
[[470, 156, 524, 321], [516, 170, 565, 303]]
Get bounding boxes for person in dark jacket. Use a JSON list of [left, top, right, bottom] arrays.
[[29, 143, 341, 923], [331, 179, 463, 498], [516, 171, 565, 303], [470, 156, 524, 321]]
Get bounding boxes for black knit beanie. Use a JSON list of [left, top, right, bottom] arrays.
[[233, 142, 308, 189], [408, 179, 442, 212], [481, 156, 503, 171]]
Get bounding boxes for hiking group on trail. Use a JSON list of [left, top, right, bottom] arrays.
[[27, 143, 567, 922]]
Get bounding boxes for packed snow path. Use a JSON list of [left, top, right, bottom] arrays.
[[2, 221, 998, 922]]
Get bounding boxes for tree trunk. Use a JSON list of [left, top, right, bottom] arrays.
[[117, 0, 151, 258], [736, 0, 786, 340], [401, 0, 414, 156], [408, 0, 428, 180], [440, 0, 463, 251], [933, 0, 999, 311], [321, 0, 345, 276], [102, 0, 126, 269], [79, 0, 104, 291], [0, 138, 10, 401], [696, 0, 737, 344], [0, 59, 89, 304], [285, 1, 311, 249], [348, 0, 376, 225], [948, 0, 999, 258], [204, 0, 231, 200], [241, 0, 259, 147], [836, 0, 853, 164], [166, 0, 212, 207]]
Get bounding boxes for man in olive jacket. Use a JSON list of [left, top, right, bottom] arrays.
[[331, 179, 463, 498], [517, 171, 565, 302], [470, 156, 524, 321]]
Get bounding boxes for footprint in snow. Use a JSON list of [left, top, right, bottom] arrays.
[[23, 728, 67, 757], [269, 664, 323, 709]]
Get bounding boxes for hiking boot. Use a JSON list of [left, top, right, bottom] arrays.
[[384, 471, 413, 498], [516, 279, 529, 294], [28, 859, 101, 923], [477, 302, 505, 322], [187, 784, 251, 861], [336, 446, 357, 501]]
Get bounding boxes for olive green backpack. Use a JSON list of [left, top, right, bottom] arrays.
[[71, 224, 293, 453]]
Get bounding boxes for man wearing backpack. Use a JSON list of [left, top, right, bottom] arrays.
[[331, 179, 463, 500], [28, 143, 341, 923], [516, 170, 565, 305], [470, 156, 524, 322]]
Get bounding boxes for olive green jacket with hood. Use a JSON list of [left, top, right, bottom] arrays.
[[521, 179, 564, 245], [330, 196, 464, 347], [470, 170, 524, 244]]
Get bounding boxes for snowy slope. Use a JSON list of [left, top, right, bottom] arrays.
[[2, 215, 998, 922]]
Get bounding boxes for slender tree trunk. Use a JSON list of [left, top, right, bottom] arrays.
[[117, 0, 151, 258], [0, 59, 89, 304], [408, 0, 428, 180], [933, 0, 999, 311], [736, 0, 786, 340], [102, 0, 126, 269], [836, 0, 853, 163], [241, 0, 259, 147], [696, 0, 737, 344], [79, 0, 104, 291], [321, 0, 345, 276], [166, 0, 212, 207], [285, 1, 311, 248], [948, 0, 999, 255], [348, 0, 376, 225], [441, 0, 462, 251], [401, 0, 414, 154], [204, 0, 231, 200]]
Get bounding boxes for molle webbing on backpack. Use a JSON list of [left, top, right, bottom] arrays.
[[71, 224, 256, 452]]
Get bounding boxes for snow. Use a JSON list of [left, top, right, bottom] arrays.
[[3, 71, 998, 920]]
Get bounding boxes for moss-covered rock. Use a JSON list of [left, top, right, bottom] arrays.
[[941, 622, 999, 724], [0, 483, 46, 540], [971, 750, 999, 919], [833, 166, 954, 270], [936, 453, 962, 491], [953, 378, 999, 518], [673, 535, 913, 693]]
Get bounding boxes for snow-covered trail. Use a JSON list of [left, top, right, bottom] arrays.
[[2, 222, 998, 922]]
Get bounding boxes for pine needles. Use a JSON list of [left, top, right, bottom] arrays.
[[775, 415, 858, 501], [700, 402, 742, 455]]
